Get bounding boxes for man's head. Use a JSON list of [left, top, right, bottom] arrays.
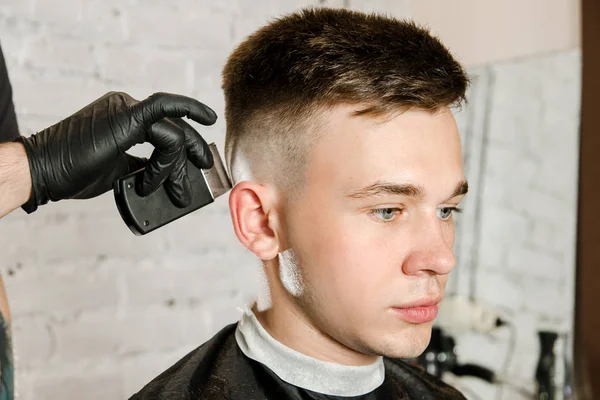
[[223, 8, 469, 362]]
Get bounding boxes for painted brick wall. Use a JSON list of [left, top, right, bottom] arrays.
[[0, 1, 579, 399], [448, 52, 580, 399]]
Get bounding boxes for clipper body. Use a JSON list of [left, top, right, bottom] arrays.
[[114, 143, 232, 235]]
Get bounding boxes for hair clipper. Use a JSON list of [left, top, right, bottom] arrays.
[[114, 143, 232, 235]]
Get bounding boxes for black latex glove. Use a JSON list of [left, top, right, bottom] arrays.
[[16, 91, 217, 213]]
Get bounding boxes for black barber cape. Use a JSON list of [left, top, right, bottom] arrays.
[[130, 308, 465, 400]]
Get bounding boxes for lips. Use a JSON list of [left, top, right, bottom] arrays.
[[391, 296, 442, 324], [396, 296, 442, 308]]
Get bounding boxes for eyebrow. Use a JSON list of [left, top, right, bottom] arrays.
[[346, 180, 469, 200], [450, 180, 469, 198]]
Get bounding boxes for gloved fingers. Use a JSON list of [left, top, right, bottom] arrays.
[[163, 146, 192, 208], [110, 154, 146, 183], [76, 154, 147, 200], [125, 154, 148, 174], [131, 92, 217, 127], [169, 118, 214, 169], [137, 120, 184, 197]]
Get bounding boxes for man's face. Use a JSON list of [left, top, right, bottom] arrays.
[[280, 105, 466, 359]]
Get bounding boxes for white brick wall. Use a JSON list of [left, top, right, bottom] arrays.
[[450, 51, 580, 399], [0, 1, 580, 399]]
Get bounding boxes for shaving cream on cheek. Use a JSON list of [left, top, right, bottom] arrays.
[[278, 249, 304, 296], [256, 262, 272, 311]]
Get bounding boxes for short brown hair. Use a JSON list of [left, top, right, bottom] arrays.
[[222, 7, 469, 188]]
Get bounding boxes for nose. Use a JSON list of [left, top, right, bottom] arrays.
[[402, 217, 456, 276]]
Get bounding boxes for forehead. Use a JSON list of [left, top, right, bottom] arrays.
[[307, 105, 464, 194]]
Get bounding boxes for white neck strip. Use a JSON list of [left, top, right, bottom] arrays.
[[234, 307, 385, 397]]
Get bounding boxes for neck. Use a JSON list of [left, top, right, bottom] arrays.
[[254, 260, 379, 367]]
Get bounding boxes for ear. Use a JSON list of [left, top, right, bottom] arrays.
[[229, 181, 281, 261]]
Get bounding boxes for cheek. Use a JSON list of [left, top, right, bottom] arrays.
[[296, 210, 396, 298]]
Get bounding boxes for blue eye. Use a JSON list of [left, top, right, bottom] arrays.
[[437, 207, 462, 220], [371, 208, 402, 223]]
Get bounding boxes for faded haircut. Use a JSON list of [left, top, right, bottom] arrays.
[[222, 7, 469, 190]]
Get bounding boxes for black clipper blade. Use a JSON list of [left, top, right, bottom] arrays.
[[114, 143, 232, 235]]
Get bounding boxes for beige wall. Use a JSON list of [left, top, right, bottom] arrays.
[[408, 0, 581, 67]]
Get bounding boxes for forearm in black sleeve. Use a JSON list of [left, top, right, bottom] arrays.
[[0, 42, 19, 144]]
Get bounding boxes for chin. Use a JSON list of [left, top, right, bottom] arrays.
[[371, 323, 434, 359]]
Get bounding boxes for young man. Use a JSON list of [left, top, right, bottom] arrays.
[[132, 7, 469, 399]]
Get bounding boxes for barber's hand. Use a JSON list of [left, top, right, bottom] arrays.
[[17, 91, 217, 213]]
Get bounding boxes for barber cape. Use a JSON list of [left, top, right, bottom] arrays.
[[130, 307, 465, 400]]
